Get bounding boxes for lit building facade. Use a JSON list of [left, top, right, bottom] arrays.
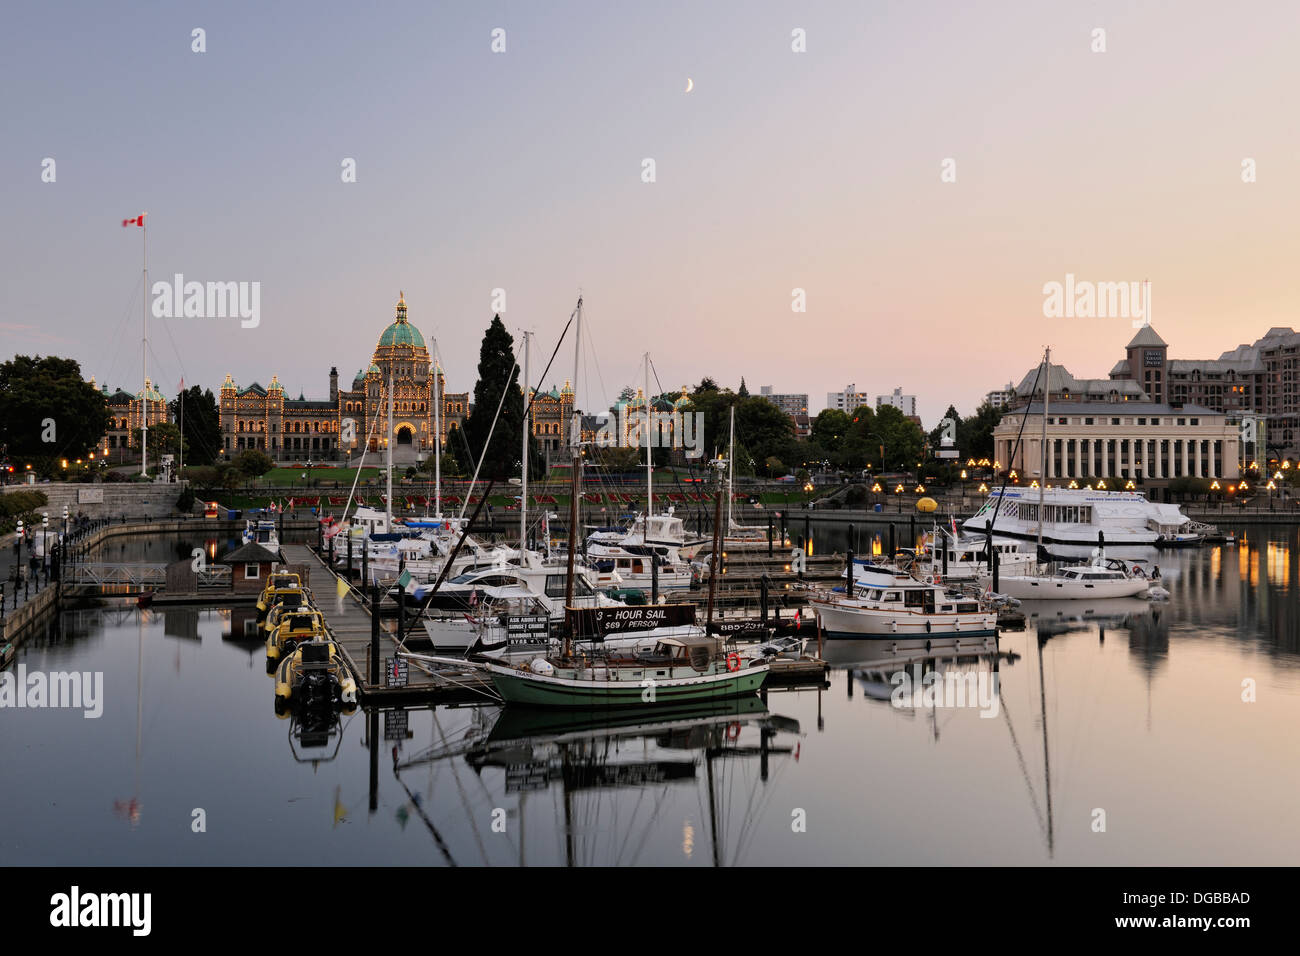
[[219, 294, 468, 464]]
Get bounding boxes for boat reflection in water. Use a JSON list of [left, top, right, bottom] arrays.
[[284, 706, 356, 770], [391, 697, 802, 866], [1024, 597, 1164, 641]]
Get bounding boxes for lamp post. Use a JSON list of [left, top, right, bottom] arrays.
[[42, 512, 48, 582], [62, 505, 68, 539]]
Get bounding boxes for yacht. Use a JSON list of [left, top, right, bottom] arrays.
[[585, 510, 700, 590], [811, 564, 998, 651], [978, 549, 1153, 600], [963, 487, 1195, 548]]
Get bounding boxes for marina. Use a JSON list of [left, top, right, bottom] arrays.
[[3, 521, 1299, 866]]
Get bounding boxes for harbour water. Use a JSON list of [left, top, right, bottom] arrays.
[[3, 526, 1299, 865]]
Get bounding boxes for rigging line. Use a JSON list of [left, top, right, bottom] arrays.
[[1000, 696, 1049, 838], [455, 351, 519, 522], [99, 272, 144, 392], [432, 711, 498, 865], [154, 310, 189, 386], [580, 302, 612, 418], [984, 358, 1045, 542]]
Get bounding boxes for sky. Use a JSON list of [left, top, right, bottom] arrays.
[[4, 0, 1300, 427]]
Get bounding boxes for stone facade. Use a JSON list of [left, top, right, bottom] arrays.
[[218, 294, 468, 464]]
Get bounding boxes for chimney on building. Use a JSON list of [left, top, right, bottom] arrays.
[[329, 366, 339, 404]]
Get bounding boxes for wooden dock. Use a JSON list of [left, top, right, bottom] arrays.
[[281, 543, 830, 706]]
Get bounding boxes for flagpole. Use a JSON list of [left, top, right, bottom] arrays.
[[141, 213, 148, 479]]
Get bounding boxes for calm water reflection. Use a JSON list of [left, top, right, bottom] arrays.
[[3, 526, 1299, 865]]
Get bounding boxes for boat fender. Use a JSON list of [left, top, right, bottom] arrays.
[[924, 575, 934, 585], [725, 652, 741, 673], [890, 621, 897, 633], [726, 722, 741, 740], [925, 620, 932, 633]]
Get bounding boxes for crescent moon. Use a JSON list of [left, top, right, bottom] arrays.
[[685, 77, 694, 93]]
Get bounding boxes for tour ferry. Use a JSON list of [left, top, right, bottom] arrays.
[[963, 487, 1195, 548]]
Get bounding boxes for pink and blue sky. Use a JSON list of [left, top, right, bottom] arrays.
[[4, 0, 1299, 424]]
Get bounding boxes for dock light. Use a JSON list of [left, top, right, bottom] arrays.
[[978, 483, 988, 493], [960, 469, 968, 479], [1211, 480, 1221, 490], [871, 482, 882, 493], [1125, 480, 1136, 490], [894, 483, 904, 493], [1239, 480, 1249, 491], [1096, 480, 1107, 490], [1068, 480, 1078, 489]]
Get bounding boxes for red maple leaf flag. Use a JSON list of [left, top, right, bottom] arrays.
[[122, 214, 145, 227]]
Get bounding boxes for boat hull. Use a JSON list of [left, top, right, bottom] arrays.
[[484, 661, 768, 708], [812, 602, 997, 642], [983, 574, 1150, 600]]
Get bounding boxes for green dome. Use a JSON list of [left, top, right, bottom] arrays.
[[377, 292, 426, 349]]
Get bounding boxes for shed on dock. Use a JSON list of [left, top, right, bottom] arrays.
[[220, 542, 283, 593]]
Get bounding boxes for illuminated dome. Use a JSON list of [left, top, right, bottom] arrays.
[[377, 292, 426, 349]]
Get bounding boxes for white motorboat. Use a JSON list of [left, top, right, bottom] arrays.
[[811, 564, 998, 650], [978, 550, 1153, 600], [241, 517, 279, 551]]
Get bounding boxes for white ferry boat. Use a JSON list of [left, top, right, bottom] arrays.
[[963, 488, 1194, 548]]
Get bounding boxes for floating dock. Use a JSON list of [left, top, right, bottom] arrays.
[[281, 543, 831, 706]]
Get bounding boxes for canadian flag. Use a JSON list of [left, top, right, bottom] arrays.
[[122, 214, 145, 227]]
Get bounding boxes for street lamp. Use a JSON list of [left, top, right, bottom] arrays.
[[42, 512, 48, 577], [62, 505, 68, 539]]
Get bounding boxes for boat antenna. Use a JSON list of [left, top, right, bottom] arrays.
[[1036, 347, 1050, 560]]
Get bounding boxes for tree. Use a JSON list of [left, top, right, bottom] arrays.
[[0, 355, 109, 473], [738, 378, 750, 398], [171, 386, 221, 465], [462, 315, 538, 479], [764, 456, 786, 476], [963, 401, 1004, 459], [811, 409, 851, 454], [234, 448, 274, 478], [875, 404, 924, 471], [734, 396, 795, 468], [131, 422, 183, 459]]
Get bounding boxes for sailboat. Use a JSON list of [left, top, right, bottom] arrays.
[[477, 301, 770, 707], [721, 405, 767, 547]]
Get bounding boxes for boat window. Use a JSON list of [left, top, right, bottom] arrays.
[[884, 591, 901, 602]]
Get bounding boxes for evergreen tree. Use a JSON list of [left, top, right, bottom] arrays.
[[738, 377, 749, 397], [170, 385, 221, 465], [462, 316, 539, 479]]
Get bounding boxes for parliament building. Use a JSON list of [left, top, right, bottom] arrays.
[[219, 294, 469, 465]]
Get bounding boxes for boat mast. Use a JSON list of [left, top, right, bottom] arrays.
[[520, 330, 531, 552], [433, 343, 441, 519], [1037, 346, 1050, 558], [386, 366, 393, 532], [140, 214, 148, 478], [728, 405, 735, 535], [704, 460, 724, 632], [562, 299, 583, 660], [644, 352, 652, 522]]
